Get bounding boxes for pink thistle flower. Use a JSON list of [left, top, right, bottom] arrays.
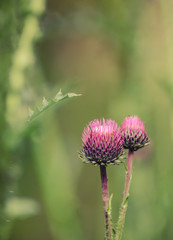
[[120, 116, 150, 151], [80, 119, 124, 166]]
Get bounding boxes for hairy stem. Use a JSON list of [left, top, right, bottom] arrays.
[[115, 150, 134, 240], [100, 165, 112, 240]]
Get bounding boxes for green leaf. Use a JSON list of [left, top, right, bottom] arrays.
[[107, 193, 113, 214], [123, 196, 129, 206], [27, 89, 81, 122]]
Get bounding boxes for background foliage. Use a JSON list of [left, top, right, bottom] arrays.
[[0, 0, 173, 239]]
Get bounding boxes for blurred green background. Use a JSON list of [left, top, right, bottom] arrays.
[[0, 0, 173, 239]]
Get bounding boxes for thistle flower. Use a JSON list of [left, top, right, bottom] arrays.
[[80, 119, 124, 166], [80, 118, 124, 239], [120, 116, 150, 151]]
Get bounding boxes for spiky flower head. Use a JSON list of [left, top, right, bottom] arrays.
[[79, 119, 124, 166], [120, 116, 150, 151]]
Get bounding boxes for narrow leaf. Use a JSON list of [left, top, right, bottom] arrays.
[[27, 90, 81, 122]]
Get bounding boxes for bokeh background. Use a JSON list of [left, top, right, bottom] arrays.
[[0, 0, 173, 239]]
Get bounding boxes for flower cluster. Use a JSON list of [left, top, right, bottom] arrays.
[[80, 116, 150, 165]]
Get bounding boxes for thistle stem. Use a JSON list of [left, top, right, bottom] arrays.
[[115, 150, 134, 240], [100, 165, 112, 240]]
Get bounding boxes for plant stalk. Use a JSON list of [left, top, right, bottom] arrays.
[[115, 150, 134, 240], [100, 165, 112, 240]]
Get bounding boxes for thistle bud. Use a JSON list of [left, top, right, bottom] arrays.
[[120, 116, 150, 151]]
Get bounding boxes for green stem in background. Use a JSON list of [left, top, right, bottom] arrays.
[[115, 150, 134, 240], [100, 165, 112, 240], [6, 0, 46, 131]]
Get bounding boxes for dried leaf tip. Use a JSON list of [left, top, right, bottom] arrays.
[[28, 108, 34, 118], [67, 93, 82, 97], [42, 97, 49, 107], [54, 89, 63, 102]]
